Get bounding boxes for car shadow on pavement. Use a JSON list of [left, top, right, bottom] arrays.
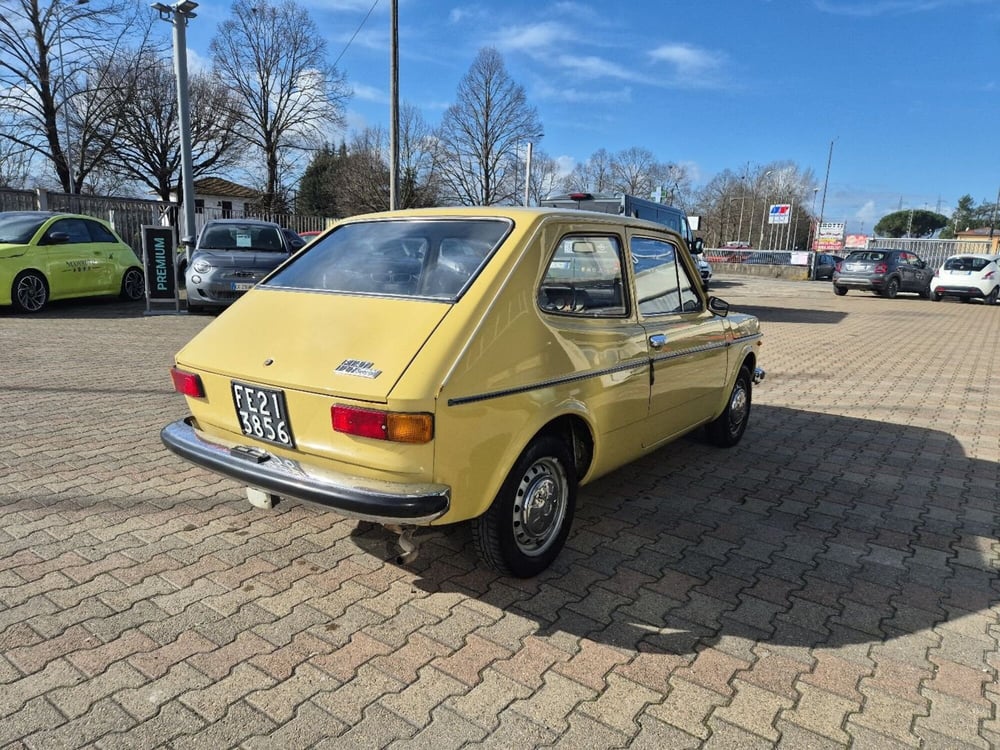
[[352, 404, 998, 656], [0, 298, 149, 319], [728, 304, 848, 325]]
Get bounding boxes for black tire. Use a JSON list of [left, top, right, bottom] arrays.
[[985, 287, 999, 305], [834, 285, 847, 296], [12, 271, 48, 313], [932, 292, 942, 301], [472, 435, 576, 578], [120, 267, 145, 301], [705, 365, 752, 448], [918, 286, 930, 300], [884, 278, 900, 299]]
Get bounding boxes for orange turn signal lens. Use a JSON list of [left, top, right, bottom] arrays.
[[332, 405, 433, 443]]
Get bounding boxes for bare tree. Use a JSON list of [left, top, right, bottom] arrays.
[[436, 47, 542, 206], [560, 148, 614, 194], [87, 50, 242, 202], [527, 150, 561, 206], [0, 0, 150, 192], [210, 0, 349, 211]]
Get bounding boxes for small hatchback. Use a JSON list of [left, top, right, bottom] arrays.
[[162, 207, 765, 577], [833, 248, 933, 298], [0, 211, 145, 313], [930, 254, 1000, 304], [183, 219, 295, 313]]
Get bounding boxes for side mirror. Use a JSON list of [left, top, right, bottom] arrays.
[[691, 237, 704, 254], [46, 231, 70, 244], [181, 236, 195, 248], [708, 296, 730, 317]]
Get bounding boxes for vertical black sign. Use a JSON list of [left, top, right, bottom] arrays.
[[142, 225, 176, 300]]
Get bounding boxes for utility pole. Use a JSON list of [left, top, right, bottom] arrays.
[[388, 0, 399, 210]]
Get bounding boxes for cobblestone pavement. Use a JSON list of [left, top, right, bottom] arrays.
[[1, 275, 998, 749]]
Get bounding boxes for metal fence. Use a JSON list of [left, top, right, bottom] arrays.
[[0, 187, 332, 258], [705, 239, 995, 273]]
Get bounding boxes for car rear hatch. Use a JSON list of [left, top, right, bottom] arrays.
[[841, 252, 885, 274], [176, 287, 449, 402]]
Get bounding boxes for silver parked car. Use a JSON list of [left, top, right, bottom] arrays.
[[183, 219, 293, 313]]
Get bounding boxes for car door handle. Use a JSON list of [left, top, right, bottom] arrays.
[[649, 334, 667, 349]]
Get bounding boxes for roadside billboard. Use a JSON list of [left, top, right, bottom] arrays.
[[815, 221, 846, 251]]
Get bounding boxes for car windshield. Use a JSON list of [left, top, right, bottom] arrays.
[[263, 218, 511, 301], [198, 224, 285, 252], [0, 214, 47, 244], [944, 256, 991, 272]]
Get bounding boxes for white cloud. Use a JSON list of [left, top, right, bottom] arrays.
[[648, 43, 726, 86], [494, 21, 577, 56], [350, 82, 385, 103]]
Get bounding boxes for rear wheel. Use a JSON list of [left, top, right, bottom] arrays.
[[120, 267, 145, 301], [985, 287, 999, 305], [834, 285, 847, 296], [932, 291, 943, 301], [884, 278, 900, 298], [12, 271, 48, 313], [472, 436, 576, 578], [706, 365, 752, 448]]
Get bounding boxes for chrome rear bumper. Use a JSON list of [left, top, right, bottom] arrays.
[[160, 418, 450, 524]]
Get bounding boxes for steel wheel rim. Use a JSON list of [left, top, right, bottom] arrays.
[[124, 269, 144, 300], [16, 276, 46, 312], [728, 380, 749, 436], [512, 456, 568, 557]]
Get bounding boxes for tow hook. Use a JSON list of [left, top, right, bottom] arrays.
[[386, 524, 419, 565]]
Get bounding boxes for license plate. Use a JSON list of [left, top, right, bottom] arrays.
[[232, 282, 255, 291], [231, 382, 295, 447]]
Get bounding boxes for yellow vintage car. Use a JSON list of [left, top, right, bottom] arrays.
[[161, 207, 764, 577], [0, 211, 145, 312]]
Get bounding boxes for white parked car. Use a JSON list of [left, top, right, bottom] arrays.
[[930, 254, 1000, 304]]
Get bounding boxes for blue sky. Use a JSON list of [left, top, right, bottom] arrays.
[[174, 0, 1000, 233]]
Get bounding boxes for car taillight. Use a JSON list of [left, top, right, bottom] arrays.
[[331, 405, 433, 443], [874, 263, 888, 274], [985, 270, 996, 279], [934, 268, 940, 277], [835, 261, 842, 272], [170, 366, 205, 397]]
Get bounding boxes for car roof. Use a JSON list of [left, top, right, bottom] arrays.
[[334, 206, 687, 239], [202, 218, 281, 228], [945, 253, 999, 260], [0, 210, 101, 221]]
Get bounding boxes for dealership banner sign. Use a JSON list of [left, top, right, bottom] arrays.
[[141, 224, 180, 313], [768, 204, 792, 224]]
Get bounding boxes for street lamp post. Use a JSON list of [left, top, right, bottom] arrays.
[[152, 0, 198, 246], [54, 0, 89, 194]]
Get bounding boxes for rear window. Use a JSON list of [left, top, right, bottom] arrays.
[[846, 251, 886, 262], [263, 218, 511, 300], [944, 256, 991, 272]]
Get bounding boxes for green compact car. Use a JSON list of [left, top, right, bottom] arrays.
[[0, 211, 145, 313]]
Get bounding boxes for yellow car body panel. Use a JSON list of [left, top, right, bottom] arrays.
[[163, 207, 762, 533]]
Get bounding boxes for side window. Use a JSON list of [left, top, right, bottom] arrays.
[[48, 218, 91, 244], [538, 234, 626, 316], [84, 220, 117, 243], [632, 236, 701, 317]]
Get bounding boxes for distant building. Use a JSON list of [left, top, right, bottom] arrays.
[[955, 228, 1000, 254]]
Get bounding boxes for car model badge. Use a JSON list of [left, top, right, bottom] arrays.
[[334, 359, 382, 379]]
